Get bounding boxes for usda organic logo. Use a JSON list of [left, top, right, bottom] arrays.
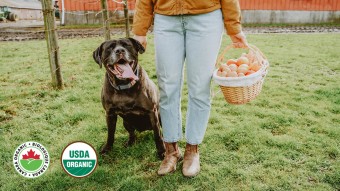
[[13, 141, 50, 178], [61, 141, 97, 178]]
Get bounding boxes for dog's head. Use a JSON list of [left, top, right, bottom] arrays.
[[93, 38, 145, 80]]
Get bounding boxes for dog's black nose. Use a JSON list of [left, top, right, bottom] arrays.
[[115, 48, 125, 55]]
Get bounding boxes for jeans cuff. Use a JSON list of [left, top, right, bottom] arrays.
[[186, 139, 202, 145], [163, 137, 182, 143]]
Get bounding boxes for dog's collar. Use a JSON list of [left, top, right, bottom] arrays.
[[106, 67, 139, 91]]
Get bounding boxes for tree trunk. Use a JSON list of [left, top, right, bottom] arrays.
[[41, 0, 64, 89], [123, 0, 130, 38], [101, 0, 110, 41]]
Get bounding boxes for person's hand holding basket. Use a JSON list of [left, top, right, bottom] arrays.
[[213, 33, 269, 104]]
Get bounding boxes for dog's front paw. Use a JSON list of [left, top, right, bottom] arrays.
[[100, 144, 112, 155], [124, 138, 136, 148]]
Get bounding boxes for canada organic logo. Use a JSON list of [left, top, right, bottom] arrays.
[[61, 141, 97, 178], [13, 141, 50, 178]]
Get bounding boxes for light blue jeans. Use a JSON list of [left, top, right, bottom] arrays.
[[154, 10, 224, 145]]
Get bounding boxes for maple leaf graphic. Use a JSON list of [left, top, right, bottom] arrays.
[[22, 149, 40, 160]]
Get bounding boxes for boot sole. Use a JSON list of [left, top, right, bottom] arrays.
[[157, 153, 183, 176], [182, 168, 200, 178], [157, 166, 176, 176]]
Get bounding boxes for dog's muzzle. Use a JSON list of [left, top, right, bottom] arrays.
[[106, 58, 139, 81]]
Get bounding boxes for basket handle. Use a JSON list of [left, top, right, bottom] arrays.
[[215, 44, 237, 68], [248, 44, 267, 60], [215, 44, 268, 68], [261, 60, 269, 78]]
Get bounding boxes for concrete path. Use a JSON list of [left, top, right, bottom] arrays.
[[0, 20, 44, 29]]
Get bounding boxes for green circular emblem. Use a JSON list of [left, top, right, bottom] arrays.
[[13, 141, 50, 178], [61, 141, 97, 178]]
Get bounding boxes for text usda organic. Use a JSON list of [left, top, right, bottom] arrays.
[[61, 142, 97, 178]]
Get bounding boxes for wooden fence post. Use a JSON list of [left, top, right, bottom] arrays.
[[41, 0, 64, 89], [101, 0, 111, 41], [123, 0, 130, 38]]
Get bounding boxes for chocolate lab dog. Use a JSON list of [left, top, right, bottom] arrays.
[[93, 38, 165, 159]]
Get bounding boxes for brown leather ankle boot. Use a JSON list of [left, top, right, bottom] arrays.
[[157, 142, 182, 175], [182, 143, 200, 177]]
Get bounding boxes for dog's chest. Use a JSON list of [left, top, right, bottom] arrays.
[[106, 93, 153, 116], [111, 102, 149, 115]]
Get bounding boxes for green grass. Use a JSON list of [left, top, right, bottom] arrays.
[[0, 33, 339, 190]]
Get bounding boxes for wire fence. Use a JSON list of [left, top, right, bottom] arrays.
[[0, 8, 130, 39], [58, 0, 135, 11], [41, 0, 131, 88]]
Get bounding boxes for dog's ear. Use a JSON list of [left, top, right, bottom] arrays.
[[128, 37, 145, 54], [93, 42, 105, 68]]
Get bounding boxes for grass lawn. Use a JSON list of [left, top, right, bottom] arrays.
[[0, 33, 339, 191]]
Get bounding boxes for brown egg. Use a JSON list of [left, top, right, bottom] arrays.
[[221, 71, 228, 77], [227, 59, 237, 65], [251, 64, 261, 72], [227, 71, 238, 77], [238, 73, 245, 77], [237, 64, 249, 74], [237, 67, 248, 74], [229, 64, 237, 72], [250, 61, 261, 72], [236, 57, 249, 66], [220, 64, 231, 73], [245, 70, 256, 76]]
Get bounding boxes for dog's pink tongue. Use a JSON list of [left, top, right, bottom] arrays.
[[118, 63, 139, 80]]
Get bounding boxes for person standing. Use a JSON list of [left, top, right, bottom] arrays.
[[132, 0, 248, 177]]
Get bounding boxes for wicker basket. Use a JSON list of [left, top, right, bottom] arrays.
[[213, 44, 269, 105]]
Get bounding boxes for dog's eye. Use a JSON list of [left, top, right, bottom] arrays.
[[109, 42, 117, 48]]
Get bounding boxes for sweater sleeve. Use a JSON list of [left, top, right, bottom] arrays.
[[221, 0, 242, 35], [132, 0, 154, 36]]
